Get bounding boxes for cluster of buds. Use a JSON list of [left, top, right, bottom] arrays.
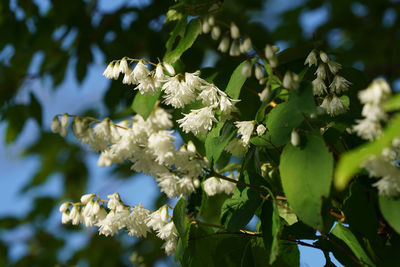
[[305, 49, 351, 116]]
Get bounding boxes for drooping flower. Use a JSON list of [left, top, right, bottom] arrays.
[[234, 120, 255, 147], [177, 107, 217, 135]]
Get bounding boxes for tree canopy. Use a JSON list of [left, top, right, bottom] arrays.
[[1, 0, 400, 266]]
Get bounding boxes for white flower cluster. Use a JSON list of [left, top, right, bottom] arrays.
[[362, 139, 400, 197], [103, 58, 238, 136], [353, 79, 391, 140], [203, 176, 236, 196], [52, 107, 208, 198], [305, 50, 351, 116], [60, 193, 178, 255], [351, 79, 400, 196]]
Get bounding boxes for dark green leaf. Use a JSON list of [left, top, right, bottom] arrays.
[[225, 58, 258, 99], [379, 195, 400, 234], [260, 200, 280, 264], [163, 18, 202, 64], [279, 131, 333, 229], [205, 120, 236, 163]]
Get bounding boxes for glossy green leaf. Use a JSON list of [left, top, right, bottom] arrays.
[[384, 92, 400, 111], [279, 131, 333, 229], [205, 121, 236, 163], [334, 114, 400, 190], [331, 223, 374, 266], [260, 200, 280, 264], [163, 18, 201, 64], [264, 83, 315, 147], [130, 90, 161, 120], [225, 58, 258, 99], [220, 187, 262, 231], [379, 195, 400, 234]]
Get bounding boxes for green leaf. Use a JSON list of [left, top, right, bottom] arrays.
[[225, 58, 258, 99], [334, 114, 400, 190], [279, 131, 333, 229], [272, 240, 300, 267], [220, 187, 262, 231], [173, 198, 187, 239], [379, 195, 400, 234], [260, 200, 280, 264], [163, 18, 201, 64], [173, 198, 191, 261], [384, 92, 400, 111], [205, 121, 236, 163], [264, 82, 316, 147], [331, 223, 374, 266], [165, 16, 187, 52], [130, 89, 161, 120]]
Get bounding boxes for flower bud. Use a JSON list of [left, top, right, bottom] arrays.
[[211, 26, 221, 40], [254, 65, 264, 80], [51, 116, 60, 133], [218, 36, 230, 53], [229, 40, 241, 56], [59, 202, 70, 213], [208, 16, 215, 26], [230, 22, 240, 39], [256, 124, 266, 136], [241, 60, 252, 77], [260, 87, 270, 102], [291, 129, 300, 146], [80, 193, 95, 204], [241, 37, 252, 52], [202, 20, 211, 34], [320, 51, 329, 63], [163, 62, 175, 76]]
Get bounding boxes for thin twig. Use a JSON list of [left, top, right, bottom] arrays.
[[209, 170, 267, 193]]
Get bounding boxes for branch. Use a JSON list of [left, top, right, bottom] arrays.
[[208, 170, 267, 193]]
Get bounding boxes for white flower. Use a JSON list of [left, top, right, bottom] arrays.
[[61, 211, 71, 224], [103, 62, 115, 79], [218, 36, 230, 53], [319, 51, 330, 63], [265, 44, 278, 60], [146, 206, 169, 231], [162, 76, 196, 108], [119, 58, 131, 74], [235, 120, 255, 147], [361, 103, 387, 121], [157, 221, 178, 241], [70, 205, 82, 225], [211, 26, 221, 40], [320, 95, 348, 116], [184, 72, 205, 89], [107, 192, 124, 211], [208, 16, 215, 25], [256, 124, 266, 136], [327, 61, 342, 74], [133, 61, 150, 82], [51, 116, 60, 133], [97, 210, 120, 236], [122, 72, 135, 84], [229, 40, 241, 56], [177, 107, 217, 135], [312, 77, 327, 96], [203, 177, 236, 196], [125, 204, 151, 238], [198, 85, 219, 106], [156, 174, 180, 198], [330, 75, 351, 93], [154, 63, 165, 81], [304, 50, 318, 67], [358, 78, 391, 105], [230, 22, 240, 39], [291, 129, 300, 146], [219, 95, 238, 120], [148, 131, 175, 165], [178, 176, 196, 196], [315, 63, 327, 79], [148, 107, 173, 131], [135, 76, 157, 95], [162, 239, 178, 255], [353, 119, 382, 140]]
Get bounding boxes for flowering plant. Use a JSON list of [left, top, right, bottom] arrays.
[[52, 2, 400, 266]]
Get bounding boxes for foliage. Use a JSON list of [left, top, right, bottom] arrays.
[[1, 0, 400, 266]]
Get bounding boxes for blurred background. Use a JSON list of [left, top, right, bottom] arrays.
[[1, 0, 399, 266]]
